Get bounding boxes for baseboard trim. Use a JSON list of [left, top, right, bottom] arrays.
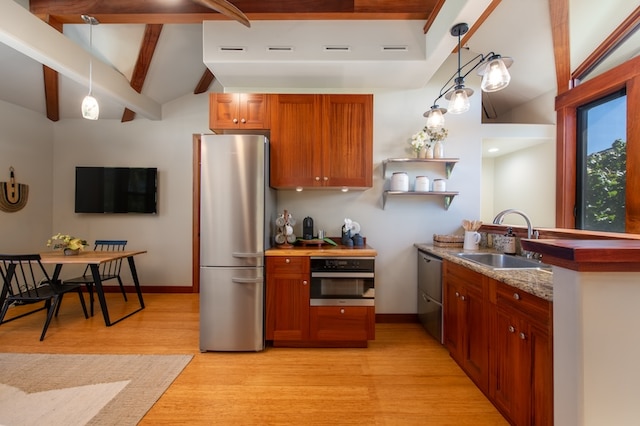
[[375, 313, 419, 323], [110, 285, 196, 294]]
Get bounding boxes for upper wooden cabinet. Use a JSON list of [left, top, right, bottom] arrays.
[[209, 93, 270, 131], [270, 94, 373, 189]]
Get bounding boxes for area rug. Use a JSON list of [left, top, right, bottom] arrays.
[[0, 353, 192, 426]]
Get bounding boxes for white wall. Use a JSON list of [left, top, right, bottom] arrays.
[[0, 100, 54, 253], [484, 141, 556, 228]]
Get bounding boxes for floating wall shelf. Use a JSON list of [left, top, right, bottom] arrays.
[[382, 190, 459, 210], [382, 158, 459, 179]]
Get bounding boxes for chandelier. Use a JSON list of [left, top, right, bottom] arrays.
[[424, 23, 513, 131]]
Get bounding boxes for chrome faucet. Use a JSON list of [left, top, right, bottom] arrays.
[[492, 209, 539, 258]]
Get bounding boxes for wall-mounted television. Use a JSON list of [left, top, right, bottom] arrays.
[[75, 167, 158, 214]]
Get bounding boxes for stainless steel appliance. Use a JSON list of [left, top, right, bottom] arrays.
[[199, 134, 275, 352], [417, 250, 443, 344], [310, 257, 375, 306]]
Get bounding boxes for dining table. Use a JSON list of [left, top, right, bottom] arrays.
[[39, 250, 147, 326]]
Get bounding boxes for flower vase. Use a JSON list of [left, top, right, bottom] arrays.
[[63, 248, 79, 256], [434, 140, 444, 158], [418, 147, 427, 158], [425, 146, 434, 159]]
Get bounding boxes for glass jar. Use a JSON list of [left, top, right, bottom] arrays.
[[433, 178, 446, 192]]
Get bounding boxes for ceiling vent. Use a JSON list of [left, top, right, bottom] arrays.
[[323, 45, 351, 52], [381, 46, 409, 52], [219, 46, 246, 52]]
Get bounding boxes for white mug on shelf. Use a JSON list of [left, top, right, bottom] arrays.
[[463, 231, 481, 250]]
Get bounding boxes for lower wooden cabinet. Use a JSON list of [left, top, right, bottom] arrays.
[[265, 256, 375, 346], [265, 256, 310, 341], [443, 261, 489, 392], [310, 306, 375, 341], [443, 260, 553, 425], [491, 281, 553, 426]]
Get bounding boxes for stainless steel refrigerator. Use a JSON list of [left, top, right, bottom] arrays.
[[199, 134, 275, 352]]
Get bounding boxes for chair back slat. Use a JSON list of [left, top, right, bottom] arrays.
[[0, 254, 56, 300], [79, 240, 127, 278]]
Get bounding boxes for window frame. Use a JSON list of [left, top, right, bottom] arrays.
[[555, 55, 640, 233]]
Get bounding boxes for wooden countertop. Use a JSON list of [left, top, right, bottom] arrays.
[[521, 238, 640, 272], [266, 242, 377, 257]]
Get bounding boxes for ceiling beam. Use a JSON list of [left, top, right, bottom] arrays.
[[0, 1, 161, 120], [549, 0, 571, 94], [42, 15, 63, 122], [122, 24, 163, 122], [194, 69, 215, 94], [29, 0, 431, 24]]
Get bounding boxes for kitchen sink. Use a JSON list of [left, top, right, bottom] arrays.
[[456, 252, 552, 271]]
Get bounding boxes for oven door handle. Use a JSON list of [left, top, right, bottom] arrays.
[[311, 272, 375, 279]]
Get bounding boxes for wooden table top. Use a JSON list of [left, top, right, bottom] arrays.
[[39, 250, 147, 265]]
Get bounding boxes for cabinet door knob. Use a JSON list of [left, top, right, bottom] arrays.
[[315, 176, 320, 181], [513, 293, 521, 300], [302, 280, 308, 285], [285, 258, 290, 263], [323, 176, 329, 181], [519, 332, 526, 340], [233, 118, 238, 124], [508, 325, 515, 333], [455, 291, 460, 298], [340, 308, 345, 314], [241, 118, 246, 123]]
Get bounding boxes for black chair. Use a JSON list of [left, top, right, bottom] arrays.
[[0, 254, 88, 341], [63, 240, 128, 316]]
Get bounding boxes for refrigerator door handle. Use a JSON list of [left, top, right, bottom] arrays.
[[232, 277, 264, 284], [232, 252, 263, 258]]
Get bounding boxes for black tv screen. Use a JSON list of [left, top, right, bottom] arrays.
[[75, 167, 158, 214]]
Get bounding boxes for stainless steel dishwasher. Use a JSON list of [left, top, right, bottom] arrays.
[[417, 250, 443, 344]]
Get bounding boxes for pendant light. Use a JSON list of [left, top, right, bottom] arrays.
[[81, 15, 99, 120], [422, 23, 513, 129]]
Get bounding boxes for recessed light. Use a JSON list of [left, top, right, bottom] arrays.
[[488, 148, 499, 153]]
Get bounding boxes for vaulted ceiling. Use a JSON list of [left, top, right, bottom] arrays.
[[0, 0, 638, 122]]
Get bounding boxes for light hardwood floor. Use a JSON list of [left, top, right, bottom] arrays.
[[0, 293, 507, 425]]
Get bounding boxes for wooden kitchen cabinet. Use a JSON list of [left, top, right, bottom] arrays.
[[209, 93, 270, 131], [443, 260, 489, 392], [265, 256, 310, 341], [491, 281, 553, 426], [270, 94, 373, 189], [310, 305, 375, 342]]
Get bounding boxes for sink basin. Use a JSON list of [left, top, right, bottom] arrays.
[[456, 252, 552, 271]]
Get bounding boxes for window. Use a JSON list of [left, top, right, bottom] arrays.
[[576, 90, 627, 232]]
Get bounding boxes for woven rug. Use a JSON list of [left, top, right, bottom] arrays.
[[0, 353, 192, 426]]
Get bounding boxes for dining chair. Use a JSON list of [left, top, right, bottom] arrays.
[[63, 240, 128, 316], [0, 253, 88, 340]]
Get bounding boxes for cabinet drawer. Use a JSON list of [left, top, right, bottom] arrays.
[[445, 260, 484, 290], [495, 281, 551, 325], [310, 306, 375, 341], [266, 256, 309, 275]]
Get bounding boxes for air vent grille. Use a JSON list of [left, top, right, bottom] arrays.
[[382, 46, 409, 52], [267, 46, 294, 52], [219, 46, 246, 52], [323, 45, 351, 52]]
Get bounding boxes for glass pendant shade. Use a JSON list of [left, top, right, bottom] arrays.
[[446, 88, 471, 114], [425, 107, 446, 131], [82, 94, 99, 120], [480, 57, 511, 92]]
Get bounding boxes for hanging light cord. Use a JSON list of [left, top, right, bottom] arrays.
[[88, 21, 93, 95]]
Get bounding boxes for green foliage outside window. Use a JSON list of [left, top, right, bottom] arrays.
[[584, 138, 626, 232]]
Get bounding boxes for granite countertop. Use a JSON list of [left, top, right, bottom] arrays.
[[414, 243, 553, 301]]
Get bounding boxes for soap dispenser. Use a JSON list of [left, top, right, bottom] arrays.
[[504, 227, 516, 255]]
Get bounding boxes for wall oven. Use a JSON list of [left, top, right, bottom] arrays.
[[310, 257, 375, 306]]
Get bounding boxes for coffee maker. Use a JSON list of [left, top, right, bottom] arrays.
[[302, 216, 314, 240]]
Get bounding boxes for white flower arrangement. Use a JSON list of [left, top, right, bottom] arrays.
[[409, 127, 448, 153], [47, 233, 88, 251]]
